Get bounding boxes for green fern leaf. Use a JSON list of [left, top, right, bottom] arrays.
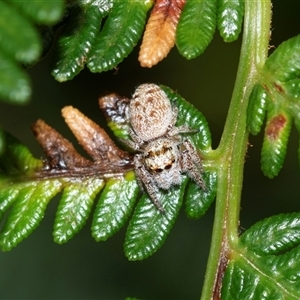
[[7, 0, 65, 24], [92, 172, 139, 242], [260, 34, 300, 121], [0, 132, 42, 175], [53, 177, 105, 244], [87, 0, 152, 73], [176, 0, 217, 59], [222, 261, 285, 299], [0, 50, 31, 104], [0, 127, 4, 155], [0, 1, 41, 64], [0, 133, 61, 251], [221, 213, 300, 299], [261, 109, 292, 178], [263, 35, 300, 87], [0, 180, 63, 251], [294, 119, 300, 170], [247, 84, 268, 135], [0, 184, 24, 219], [217, 0, 244, 42], [240, 213, 300, 255], [0, 0, 64, 103], [52, 1, 112, 82], [185, 171, 217, 219], [124, 178, 188, 261]]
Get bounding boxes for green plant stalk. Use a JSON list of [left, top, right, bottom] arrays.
[[200, 1, 271, 299]]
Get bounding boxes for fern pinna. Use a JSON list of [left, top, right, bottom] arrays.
[[0, 86, 214, 257]]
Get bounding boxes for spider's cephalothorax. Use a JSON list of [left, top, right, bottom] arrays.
[[124, 83, 206, 214]]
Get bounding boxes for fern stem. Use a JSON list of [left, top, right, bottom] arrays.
[[200, 1, 271, 299]]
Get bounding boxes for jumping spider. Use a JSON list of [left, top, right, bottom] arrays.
[[119, 83, 206, 214]]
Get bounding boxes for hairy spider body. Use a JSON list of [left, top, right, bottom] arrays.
[[125, 83, 206, 213], [129, 84, 173, 141], [143, 137, 182, 189]]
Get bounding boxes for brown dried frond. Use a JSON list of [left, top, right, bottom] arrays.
[[61, 106, 130, 164], [32, 107, 133, 180], [139, 0, 186, 68], [99, 93, 130, 125], [32, 119, 92, 170]]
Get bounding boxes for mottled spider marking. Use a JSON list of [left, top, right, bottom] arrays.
[[124, 83, 206, 214], [143, 138, 182, 189], [130, 83, 173, 141]]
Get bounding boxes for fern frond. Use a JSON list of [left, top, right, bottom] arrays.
[[1, 0, 245, 101], [0, 106, 133, 250], [52, 0, 240, 80], [0, 85, 214, 257]]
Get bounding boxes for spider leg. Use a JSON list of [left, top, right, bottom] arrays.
[[119, 128, 144, 151], [133, 154, 146, 191], [182, 140, 204, 171], [134, 156, 166, 214], [171, 105, 179, 126], [167, 106, 199, 136], [128, 128, 144, 145], [181, 139, 206, 190], [119, 137, 139, 150], [170, 126, 198, 136]]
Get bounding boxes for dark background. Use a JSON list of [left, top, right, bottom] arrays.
[[0, 1, 300, 299]]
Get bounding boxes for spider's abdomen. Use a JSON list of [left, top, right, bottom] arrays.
[[129, 84, 173, 141]]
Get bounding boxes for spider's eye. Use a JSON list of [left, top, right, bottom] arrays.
[[164, 164, 172, 170], [156, 168, 163, 173], [145, 151, 154, 159]]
